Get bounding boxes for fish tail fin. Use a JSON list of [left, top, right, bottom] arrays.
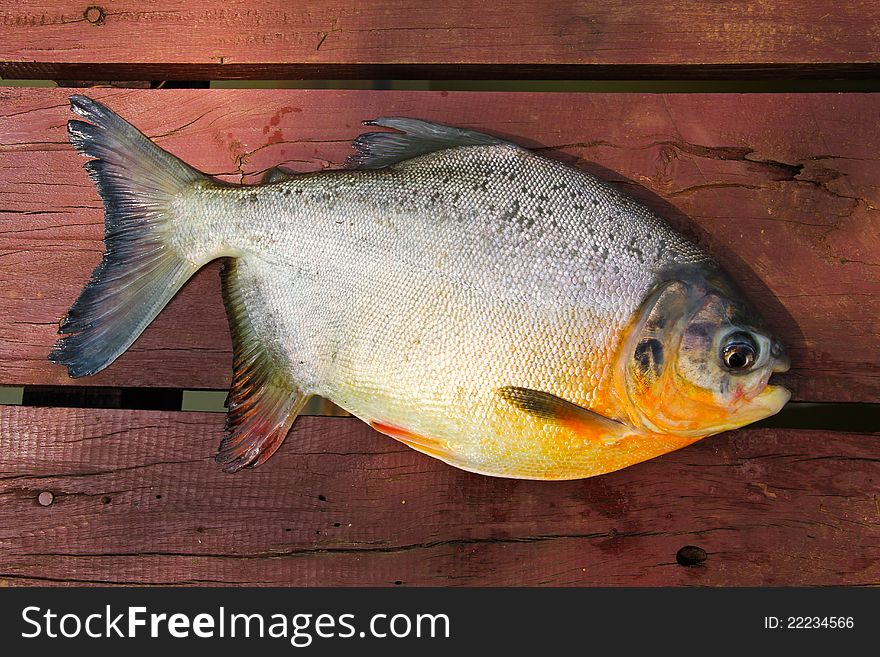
[[50, 94, 210, 377]]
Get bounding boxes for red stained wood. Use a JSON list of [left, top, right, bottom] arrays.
[[0, 407, 876, 586], [1, 1, 879, 79], [1, 89, 877, 401]]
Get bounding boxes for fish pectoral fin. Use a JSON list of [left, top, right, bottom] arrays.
[[498, 386, 631, 444], [369, 421, 453, 460], [346, 117, 518, 170], [215, 259, 308, 473]]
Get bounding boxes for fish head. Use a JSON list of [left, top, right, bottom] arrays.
[[616, 269, 790, 438]]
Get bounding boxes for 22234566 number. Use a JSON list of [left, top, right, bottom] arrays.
[[764, 617, 854, 629]]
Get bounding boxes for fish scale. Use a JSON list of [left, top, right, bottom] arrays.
[[52, 98, 790, 480]]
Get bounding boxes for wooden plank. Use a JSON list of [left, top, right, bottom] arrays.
[[1, 1, 880, 80], [1, 89, 878, 401], [0, 406, 876, 586]]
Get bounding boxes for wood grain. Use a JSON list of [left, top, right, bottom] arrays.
[[0, 407, 876, 586], [1, 1, 880, 79], [1, 89, 877, 401]]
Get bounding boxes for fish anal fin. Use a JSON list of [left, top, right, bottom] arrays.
[[369, 421, 452, 460], [498, 386, 630, 445], [216, 259, 307, 473]]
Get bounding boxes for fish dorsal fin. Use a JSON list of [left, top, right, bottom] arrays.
[[498, 386, 630, 445], [215, 259, 309, 473], [346, 117, 515, 169], [261, 166, 298, 184]]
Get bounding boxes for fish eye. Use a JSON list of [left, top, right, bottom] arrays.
[[721, 333, 757, 371]]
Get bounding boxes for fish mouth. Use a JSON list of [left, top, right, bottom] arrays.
[[768, 342, 791, 402], [755, 382, 791, 413], [771, 354, 790, 374], [770, 339, 790, 373]]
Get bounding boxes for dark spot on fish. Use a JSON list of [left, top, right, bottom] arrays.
[[591, 198, 600, 206], [537, 193, 549, 202], [676, 545, 708, 567], [295, 188, 303, 195], [634, 338, 664, 379], [518, 215, 535, 229], [655, 239, 668, 260], [625, 236, 645, 261], [155, 494, 162, 499], [573, 203, 585, 211], [552, 181, 567, 190], [196, 526, 206, 533], [473, 180, 489, 192], [318, 494, 327, 501], [430, 191, 442, 203], [501, 199, 521, 223], [333, 522, 341, 527], [489, 204, 497, 212]]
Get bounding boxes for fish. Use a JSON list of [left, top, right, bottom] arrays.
[[49, 95, 791, 480]]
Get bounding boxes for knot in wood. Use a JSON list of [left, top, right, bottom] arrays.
[[84, 6, 106, 26]]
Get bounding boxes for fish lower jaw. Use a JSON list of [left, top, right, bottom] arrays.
[[700, 384, 792, 436], [624, 383, 792, 438], [748, 383, 791, 417]]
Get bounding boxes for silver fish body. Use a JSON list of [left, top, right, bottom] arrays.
[[52, 98, 790, 480]]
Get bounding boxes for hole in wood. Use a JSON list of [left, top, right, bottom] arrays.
[[101, 495, 111, 504], [83, 6, 106, 25], [676, 545, 708, 567]]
